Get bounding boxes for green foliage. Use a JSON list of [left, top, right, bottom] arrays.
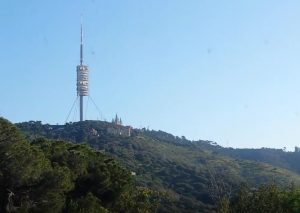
[[0, 118, 24, 149], [0, 118, 158, 212], [2, 140, 50, 187], [67, 193, 108, 213], [218, 183, 300, 213], [34, 191, 66, 213], [113, 187, 163, 213]]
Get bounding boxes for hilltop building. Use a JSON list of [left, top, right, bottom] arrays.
[[111, 114, 122, 126], [107, 114, 131, 137]]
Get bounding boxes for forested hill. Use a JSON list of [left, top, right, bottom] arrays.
[[16, 120, 300, 212], [0, 118, 166, 213]]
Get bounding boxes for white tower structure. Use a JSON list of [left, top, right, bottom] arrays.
[[76, 24, 89, 121]]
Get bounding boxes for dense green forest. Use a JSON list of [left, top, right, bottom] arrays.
[[218, 183, 300, 213], [15, 120, 300, 212], [0, 118, 167, 212]]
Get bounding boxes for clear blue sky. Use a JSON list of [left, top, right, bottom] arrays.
[[1, 0, 300, 150]]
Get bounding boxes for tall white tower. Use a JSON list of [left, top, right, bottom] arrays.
[[76, 24, 89, 121]]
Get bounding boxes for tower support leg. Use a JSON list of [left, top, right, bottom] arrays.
[[80, 96, 83, 121]]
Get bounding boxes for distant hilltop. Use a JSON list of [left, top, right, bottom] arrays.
[[17, 117, 132, 143]]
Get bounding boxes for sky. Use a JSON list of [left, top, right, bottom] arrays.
[[1, 0, 300, 150]]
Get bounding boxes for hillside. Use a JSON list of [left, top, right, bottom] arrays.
[[0, 118, 163, 212], [215, 148, 300, 174], [16, 120, 300, 212], [144, 128, 300, 176]]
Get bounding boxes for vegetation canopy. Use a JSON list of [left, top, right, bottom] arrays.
[[0, 118, 161, 212], [15, 120, 300, 212]]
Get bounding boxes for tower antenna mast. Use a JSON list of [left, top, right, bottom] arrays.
[[80, 22, 83, 65], [76, 21, 89, 121]]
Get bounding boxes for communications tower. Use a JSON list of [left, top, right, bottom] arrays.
[[76, 24, 89, 121]]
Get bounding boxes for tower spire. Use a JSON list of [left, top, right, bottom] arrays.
[[80, 23, 83, 65]]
